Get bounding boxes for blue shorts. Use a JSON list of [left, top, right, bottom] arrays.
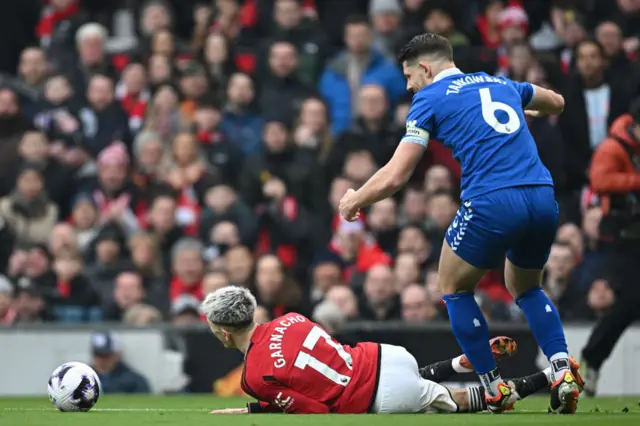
[[445, 185, 558, 270]]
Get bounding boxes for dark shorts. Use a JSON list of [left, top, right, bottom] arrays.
[[444, 185, 558, 270]]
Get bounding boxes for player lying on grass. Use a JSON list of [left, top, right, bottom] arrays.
[[202, 286, 584, 414]]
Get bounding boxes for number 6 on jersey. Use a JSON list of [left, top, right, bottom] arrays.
[[294, 326, 354, 386], [479, 88, 520, 134]]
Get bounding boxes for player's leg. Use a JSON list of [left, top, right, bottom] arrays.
[[504, 185, 578, 413], [450, 357, 585, 414], [439, 198, 512, 409], [371, 344, 458, 414], [419, 336, 518, 383]]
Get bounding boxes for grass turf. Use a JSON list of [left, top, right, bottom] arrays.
[[1, 395, 640, 426]]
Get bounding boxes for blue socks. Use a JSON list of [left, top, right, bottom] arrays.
[[516, 287, 570, 380], [443, 292, 502, 395]]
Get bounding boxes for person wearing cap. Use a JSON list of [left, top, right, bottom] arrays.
[[580, 97, 640, 396], [170, 293, 202, 324], [90, 331, 151, 393]]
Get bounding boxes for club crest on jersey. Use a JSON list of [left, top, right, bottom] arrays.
[[275, 392, 295, 411]]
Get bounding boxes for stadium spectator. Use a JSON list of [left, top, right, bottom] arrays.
[[51, 247, 100, 321], [48, 223, 79, 259], [396, 224, 435, 270], [253, 254, 307, 317], [401, 283, 437, 323], [359, 263, 401, 320], [309, 253, 345, 304], [202, 270, 230, 295], [324, 284, 359, 320], [0, 88, 33, 197], [104, 270, 147, 321], [400, 185, 427, 225], [292, 96, 333, 164], [224, 245, 254, 287], [145, 193, 185, 272], [38, 0, 88, 71], [221, 72, 263, 154], [200, 33, 236, 100], [543, 241, 585, 320], [425, 190, 459, 236], [319, 15, 404, 134], [0, 163, 58, 246], [366, 198, 399, 254], [169, 237, 205, 301], [327, 84, 401, 181], [369, 0, 403, 59], [559, 39, 633, 195], [90, 331, 151, 393], [170, 294, 201, 324], [116, 62, 150, 135], [263, 0, 327, 86], [258, 41, 314, 124], [123, 303, 163, 325], [393, 252, 420, 293], [127, 231, 165, 288], [70, 194, 100, 251], [84, 224, 129, 303], [199, 184, 257, 247], [194, 96, 244, 186]]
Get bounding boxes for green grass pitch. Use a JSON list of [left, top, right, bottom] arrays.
[[1, 395, 640, 426]]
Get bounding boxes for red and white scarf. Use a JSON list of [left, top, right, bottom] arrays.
[[36, 0, 81, 48], [115, 81, 150, 133]]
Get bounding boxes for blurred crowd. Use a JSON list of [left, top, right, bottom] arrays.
[[0, 0, 639, 330]]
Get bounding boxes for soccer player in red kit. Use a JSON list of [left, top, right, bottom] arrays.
[[202, 286, 584, 414]]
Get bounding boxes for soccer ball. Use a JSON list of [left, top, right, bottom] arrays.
[[47, 362, 101, 412]]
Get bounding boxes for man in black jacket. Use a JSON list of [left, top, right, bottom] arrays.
[[558, 40, 632, 195], [91, 331, 151, 393], [258, 41, 315, 124]]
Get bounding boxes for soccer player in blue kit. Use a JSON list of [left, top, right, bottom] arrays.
[[339, 33, 581, 414]]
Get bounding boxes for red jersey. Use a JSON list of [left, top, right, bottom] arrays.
[[241, 313, 380, 414]]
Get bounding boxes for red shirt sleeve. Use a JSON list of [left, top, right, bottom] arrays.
[[248, 380, 330, 414]]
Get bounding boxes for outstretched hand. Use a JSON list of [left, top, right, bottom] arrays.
[[210, 408, 248, 414]]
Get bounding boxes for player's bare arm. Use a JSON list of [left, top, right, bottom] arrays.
[[524, 85, 565, 117], [339, 142, 424, 221]]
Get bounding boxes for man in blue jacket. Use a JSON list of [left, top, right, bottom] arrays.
[[319, 15, 405, 134]]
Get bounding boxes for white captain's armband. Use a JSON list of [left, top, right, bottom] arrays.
[[401, 120, 430, 148]]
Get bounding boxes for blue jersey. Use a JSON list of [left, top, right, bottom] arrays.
[[402, 68, 553, 200]]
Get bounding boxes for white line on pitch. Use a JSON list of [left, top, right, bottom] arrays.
[[1, 408, 209, 412]]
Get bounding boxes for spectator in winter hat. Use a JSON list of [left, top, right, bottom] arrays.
[[369, 0, 403, 59], [497, 1, 528, 47]]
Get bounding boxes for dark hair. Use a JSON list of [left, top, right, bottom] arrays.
[[428, 188, 457, 201], [398, 33, 453, 64], [576, 39, 606, 59], [345, 15, 370, 28]]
